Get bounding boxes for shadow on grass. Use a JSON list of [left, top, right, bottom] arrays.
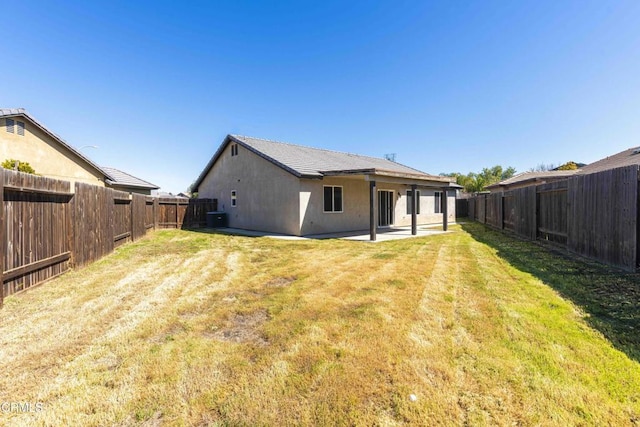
[[461, 222, 640, 363]]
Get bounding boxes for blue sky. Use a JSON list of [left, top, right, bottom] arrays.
[[3, 1, 640, 193]]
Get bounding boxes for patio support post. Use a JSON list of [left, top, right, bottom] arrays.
[[370, 180, 377, 241], [411, 184, 417, 235], [443, 189, 449, 231]]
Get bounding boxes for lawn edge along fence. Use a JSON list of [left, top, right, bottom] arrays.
[[1, 169, 217, 306], [463, 165, 639, 271]]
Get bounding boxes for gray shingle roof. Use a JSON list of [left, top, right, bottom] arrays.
[[232, 135, 438, 178], [102, 167, 159, 190], [578, 147, 640, 174], [486, 170, 579, 190], [194, 134, 453, 190]]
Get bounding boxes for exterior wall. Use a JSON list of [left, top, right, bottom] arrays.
[[197, 143, 301, 235], [300, 176, 370, 235], [394, 188, 456, 226], [0, 117, 105, 187], [299, 178, 457, 235]]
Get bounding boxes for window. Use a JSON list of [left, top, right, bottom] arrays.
[[6, 118, 14, 133], [231, 144, 239, 156], [434, 191, 442, 214], [323, 186, 343, 213], [406, 190, 421, 215], [231, 190, 237, 207], [17, 121, 24, 136]]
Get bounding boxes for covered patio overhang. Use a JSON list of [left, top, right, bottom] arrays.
[[321, 168, 462, 241]]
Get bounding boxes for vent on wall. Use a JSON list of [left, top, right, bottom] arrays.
[[17, 121, 25, 136]]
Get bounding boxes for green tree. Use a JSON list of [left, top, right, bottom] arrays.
[[441, 165, 516, 193], [2, 159, 36, 174]]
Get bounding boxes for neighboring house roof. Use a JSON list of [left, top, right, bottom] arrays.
[[0, 108, 108, 179], [194, 134, 457, 190], [486, 170, 579, 191], [578, 147, 640, 174], [102, 166, 159, 190]]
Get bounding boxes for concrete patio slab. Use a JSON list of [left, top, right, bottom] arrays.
[[211, 225, 453, 242]]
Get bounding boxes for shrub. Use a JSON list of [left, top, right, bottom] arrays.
[[1, 159, 37, 174]]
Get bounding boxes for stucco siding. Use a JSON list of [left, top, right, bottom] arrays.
[[300, 177, 371, 235], [395, 188, 456, 226], [299, 179, 456, 235], [197, 143, 301, 235], [0, 117, 105, 187]]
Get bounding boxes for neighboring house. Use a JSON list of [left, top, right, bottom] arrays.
[[486, 170, 580, 192], [0, 108, 107, 187], [193, 134, 460, 239], [578, 146, 640, 175], [102, 166, 159, 195], [0, 108, 158, 194]]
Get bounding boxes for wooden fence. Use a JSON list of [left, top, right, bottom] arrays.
[[466, 165, 640, 271], [1, 169, 217, 305]]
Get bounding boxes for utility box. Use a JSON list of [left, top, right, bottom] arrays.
[[206, 212, 228, 228]]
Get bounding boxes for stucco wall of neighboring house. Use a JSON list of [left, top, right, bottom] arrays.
[[197, 142, 301, 235], [0, 117, 105, 187]]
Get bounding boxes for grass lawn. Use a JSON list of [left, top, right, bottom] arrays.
[[0, 223, 639, 426]]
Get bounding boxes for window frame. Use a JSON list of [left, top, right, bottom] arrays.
[[406, 189, 421, 215], [434, 191, 443, 214], [16, 120, 25, 136], [231, 190, 237, 207], [323, 185, 344, 213], [6, 118, 15, 133]]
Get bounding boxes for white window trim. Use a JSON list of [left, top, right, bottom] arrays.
[[323, 185, 344, 213]]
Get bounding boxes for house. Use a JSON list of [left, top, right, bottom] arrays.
[[0, 108, 107, 187], [193, 134, 460, 240], [102, 166, 159, 195], [0, 108, 158, 194], [486, 170, 580, 192]]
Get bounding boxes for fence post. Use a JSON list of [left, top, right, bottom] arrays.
[[153, 198, 159, 230], [0, 168, 4, 307], [175, 201, 179, 229], [501, 193, 505, 230], [130, 194, 135, 242]]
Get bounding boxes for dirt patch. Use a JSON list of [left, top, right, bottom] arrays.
[[265, 276, 297, 288], [207, 310, 269, 346]]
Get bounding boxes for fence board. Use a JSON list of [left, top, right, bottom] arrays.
[[476, 196, 486, 224], [567, 166, 638, 270], [3, 171, 72, 296], [537, 180, 568, 245], [485, 193, 503, 229]]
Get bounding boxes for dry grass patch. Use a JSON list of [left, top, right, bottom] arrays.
[[0, 227, 639, 426]]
